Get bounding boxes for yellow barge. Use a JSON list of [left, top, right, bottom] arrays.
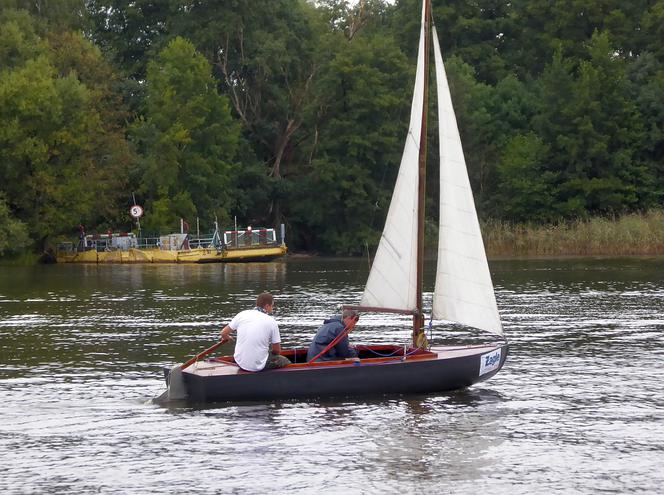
[[56, 226, 287, 264]]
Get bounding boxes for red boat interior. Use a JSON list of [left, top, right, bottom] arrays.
[[208, 344, 438, 368]]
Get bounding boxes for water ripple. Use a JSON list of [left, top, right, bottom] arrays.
[[1, 259, 663, 494]]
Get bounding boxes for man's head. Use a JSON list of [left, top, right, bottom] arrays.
[[256, 292, 275, 313], [342, 309, 359, 329]]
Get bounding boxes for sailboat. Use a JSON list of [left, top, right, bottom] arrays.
[[160, 0, 507, 402]]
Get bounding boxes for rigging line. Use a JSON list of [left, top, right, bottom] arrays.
[[362, 346, 425, 359], [428, 312, 434, 350], [404, 347, 424, 358], [364, 347, 402, 357]]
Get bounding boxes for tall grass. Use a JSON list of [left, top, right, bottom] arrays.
[[0, 251, 41, 265], [482, 210, 664, 257]]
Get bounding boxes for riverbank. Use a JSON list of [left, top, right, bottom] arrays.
[[3, 211, 664, 264], [483, 210, 664, 257]]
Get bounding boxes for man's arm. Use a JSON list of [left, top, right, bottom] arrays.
[[270, 322, 282, 354], [220, 324, 234, 341], [335, 333, 358, 359]]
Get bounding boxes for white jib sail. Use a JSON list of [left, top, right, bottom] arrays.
[[360, 3, 427, 311], [431, 26, 503, 335]]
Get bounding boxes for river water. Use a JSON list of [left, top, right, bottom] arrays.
[[1, 257, 663, 494]]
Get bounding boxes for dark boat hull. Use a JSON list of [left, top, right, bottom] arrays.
[[169, 343, 508, 403]]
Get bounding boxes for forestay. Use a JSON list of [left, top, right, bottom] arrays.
[[360, 2, 427, 312], [431, 26, 503, 335]]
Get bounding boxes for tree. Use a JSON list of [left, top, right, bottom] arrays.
[[0, 8, 135, 246], [169, 0, 328, 225], [0, 8, 44, 69], [131, 37, 240, 233], [496, 133, 557, 222], [0, 193, 30, 255], [531, 34, 652, 218], [0, 55, 100, 243], [287, 33, 411, 252], [48, 29, 136, 229], [629, 53, 664, 205], [86, 0, 170, 79], [504, 0, 650, 77], [0, 0, 87, 31]]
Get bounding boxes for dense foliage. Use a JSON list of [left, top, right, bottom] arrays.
[[1, 0, 662, 254]]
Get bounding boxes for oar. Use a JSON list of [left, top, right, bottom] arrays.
[[154, 337, 230, 403], [180, 338, 229, 371], [307, 324, 353, 364]]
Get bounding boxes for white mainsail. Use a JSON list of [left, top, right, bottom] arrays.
[[431, 26, 503, 335], [360, 3, 427, 311]]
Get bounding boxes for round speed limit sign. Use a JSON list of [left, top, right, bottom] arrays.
[[129, 205, 144, 218]]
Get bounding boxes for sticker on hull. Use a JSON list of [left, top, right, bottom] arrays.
[[479, 349, 502, 376]]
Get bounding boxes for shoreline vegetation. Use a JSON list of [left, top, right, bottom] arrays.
[[2, 3, 664, 258], [4, 210, 664, 264], [482, 210, 664, 257]]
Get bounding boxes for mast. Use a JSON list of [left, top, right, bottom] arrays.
[[413, 0, 431, 346], [357, 0, 432, 325]]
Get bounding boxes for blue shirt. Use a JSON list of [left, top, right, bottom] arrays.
[[306, 315, 358, 361]]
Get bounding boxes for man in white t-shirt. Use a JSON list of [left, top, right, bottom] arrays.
[[220, 292, 290, 371]]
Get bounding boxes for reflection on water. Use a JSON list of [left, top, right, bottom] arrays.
[[1, 257, 663, 494]]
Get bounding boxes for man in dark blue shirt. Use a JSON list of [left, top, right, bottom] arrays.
[[307, 310, 360, 362]]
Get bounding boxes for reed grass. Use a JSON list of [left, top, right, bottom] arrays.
[[0, 251, 41, 265], [481, 210, 664, 257]]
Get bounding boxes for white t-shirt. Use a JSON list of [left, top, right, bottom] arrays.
[[229, 309, 281, 371]]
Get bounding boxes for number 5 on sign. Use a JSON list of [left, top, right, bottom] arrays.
[[130, 205, 144, 218]]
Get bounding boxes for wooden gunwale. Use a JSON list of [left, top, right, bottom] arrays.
[[202, 345, 442, 374]]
